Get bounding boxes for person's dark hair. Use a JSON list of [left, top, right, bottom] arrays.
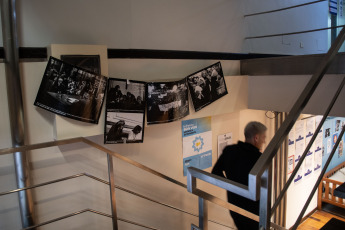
[[244, 121, 267, 140], [132, 125, 142, 134]]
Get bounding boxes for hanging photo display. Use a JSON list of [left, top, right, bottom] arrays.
[[146, 79, 189, 124], [186, 62, 227, 112], [104, 78, 146, 144], [34, 56, 107, 124]]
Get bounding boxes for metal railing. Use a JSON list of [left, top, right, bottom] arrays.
[[0, 137, 233, 230], [186, 23, 345, 230]]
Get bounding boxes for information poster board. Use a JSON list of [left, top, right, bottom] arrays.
[[182, 117, 212, 176]]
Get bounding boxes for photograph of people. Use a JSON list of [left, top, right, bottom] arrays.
[[105, 112, 144, 143], [147, 79, 189, 124], [187, 62, 227, 112], [106, 79, 145, 112], [34, 57, 107, 124]]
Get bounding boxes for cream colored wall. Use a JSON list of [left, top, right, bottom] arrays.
[[0, 60, 274, 229]]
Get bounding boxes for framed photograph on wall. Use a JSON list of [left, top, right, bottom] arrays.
[[104, 78, 146, 144], [146, 79, 189, 124], [34, 56, 107, 124], [186, 62, 228, 112]]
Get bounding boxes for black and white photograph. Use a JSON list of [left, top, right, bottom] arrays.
[[105, 112, 144, 143], [147, 79, 189, 124], [61, 55, 101, 75], [335, 119, 341, 132], [186, 62, 227, 112], [106, 78, 146, 112], [34, 56, 107, 124], [325, 128, 331, 138]]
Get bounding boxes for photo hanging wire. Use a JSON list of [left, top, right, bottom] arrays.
[[126, 79, 130, 89]]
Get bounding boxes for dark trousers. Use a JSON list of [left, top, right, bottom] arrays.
[[230, 211, 259, 230]]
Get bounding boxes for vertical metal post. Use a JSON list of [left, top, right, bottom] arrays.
[[281, 112, 288, 228], [273, 113, 279, 224], [259, 166, 272, 230], [278, 112, 284, 226], [0, 0, 35, 228], [107, 154, 118, 230], [198, 197, 208, 230]]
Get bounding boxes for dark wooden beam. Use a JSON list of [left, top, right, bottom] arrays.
[[0, 47, 287, 61]]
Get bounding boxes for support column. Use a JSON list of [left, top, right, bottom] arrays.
[[0, 0, 35, 228], [259, 167, 272, 230]]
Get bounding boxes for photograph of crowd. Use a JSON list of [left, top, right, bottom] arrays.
[[187, 62, 227, 112], [106, 79, 146, 112], [105, 112, 144, 143], [34, 57, 107, 124], [147, 79, 189, 124], [61, 55, 101, 75]]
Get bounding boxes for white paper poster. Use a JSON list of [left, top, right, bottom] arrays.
[[182, 117, 212, 176], [295, 120, 305, 162], [304, 117, 315, 177], [294, 120, 305, 183], [287, 126, 295, 178], [314, 116, 323, 171], [217, 132, 233, 158], [288, 155, 295, 176], [294, 163, 304, 184]]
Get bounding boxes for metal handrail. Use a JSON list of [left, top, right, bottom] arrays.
[[244, 0, 327, 17], [250, 25, 345, 192], [187, 25, 345, 230], [187, 168, 286, 230], [245, 25, 345, 40], [291, 125, 345, 229], [0, 137, 187, 189], [0, 171, 233, 229], [0, 138, 235, 229], [271, 76, 345, 214], [22, 208, 159, 230]]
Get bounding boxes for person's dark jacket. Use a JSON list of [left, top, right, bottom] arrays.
[[211, 141, 261, 215]]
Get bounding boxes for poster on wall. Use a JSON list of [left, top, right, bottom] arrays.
[[217, 132, 233, 158], [147, 79, 189, 124], [186, 62, 227, 112], [304, 117, 315, 177], [294, 120, 305, 183], [182, 117, 212, 176], [34, 56, 107, 124], [294, 164, 304, 184], [314, 116, 323, 171], [104, 78, 146, 144], [294, 120, 305, 162], [61, 55, 101, 75], [287, 126, 295, 177]]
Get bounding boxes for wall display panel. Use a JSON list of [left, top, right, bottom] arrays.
[[34, 57, 107, 124], [186, 62, 228, 112], [147, 79, 189, 124], [322, 117, 345, 172], [105, 78, 146, 144]]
